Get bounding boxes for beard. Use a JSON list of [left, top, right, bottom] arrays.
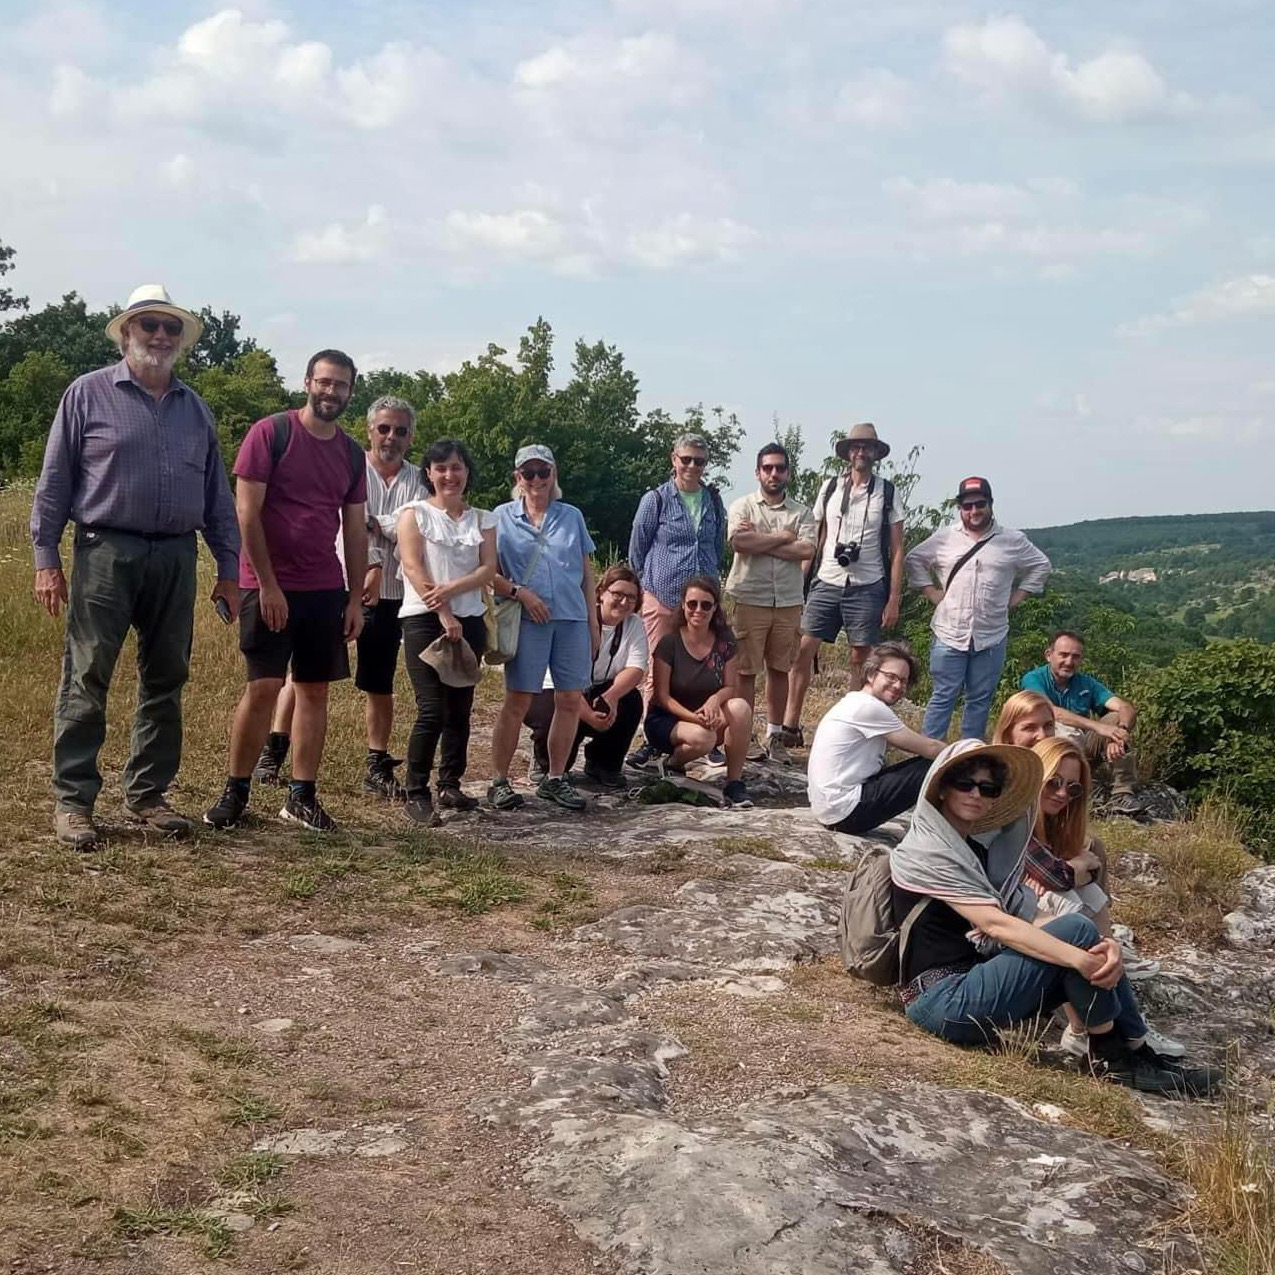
[[124, 334, 178, 375], [310, 394, 346, 422]]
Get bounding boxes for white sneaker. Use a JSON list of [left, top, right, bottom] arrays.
[[1059, 1025, 1088, 1058], [1141, 1023, 1187, 1058], [1120, 950, 1161, 981]]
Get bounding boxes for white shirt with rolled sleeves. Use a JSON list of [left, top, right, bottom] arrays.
[[905, 519, 1051, 652]]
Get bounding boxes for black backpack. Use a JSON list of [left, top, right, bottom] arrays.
[[267, 410, 366, 485]]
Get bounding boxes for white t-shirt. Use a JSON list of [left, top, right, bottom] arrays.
[[816, 478, 903, 588], [806, 690, 903, 825], [543, 613, 649, 690], [398, 503, 496, 619]]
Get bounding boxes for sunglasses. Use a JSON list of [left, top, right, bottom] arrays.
[[759, 463, 789, 474], [137, 317, 184, 337], [374, 423, 411, 438], [676, 455, 708, 467], [960, 499, 989, 511], [684, 599, 716, 612], [947, 777, 1004, 798], [605, 588, 639, 605], [1046, 775, 1084, 799], [519, 465, 553, 481]]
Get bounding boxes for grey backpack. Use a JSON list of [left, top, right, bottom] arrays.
[[837, 847, 929, 986]]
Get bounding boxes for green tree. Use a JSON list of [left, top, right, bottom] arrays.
[[187, 349, 292, 467], [0, 349, 71, 478], [0, 291, 114, 381], [180, 307, 259, 373], [0, 238, 27, 314]]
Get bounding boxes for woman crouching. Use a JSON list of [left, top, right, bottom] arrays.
[[890, 740, 1218, 1097]]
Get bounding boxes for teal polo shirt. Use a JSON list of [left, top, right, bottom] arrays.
[[1020, 665, 1116, 718]]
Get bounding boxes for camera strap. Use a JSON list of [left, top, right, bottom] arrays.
[[834, 473, 875, 550]]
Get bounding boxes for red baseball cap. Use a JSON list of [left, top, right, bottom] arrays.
[[956, 476, 993, 503]]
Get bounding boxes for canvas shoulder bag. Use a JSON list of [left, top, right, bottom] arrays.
[[483, 522, 550, 666], [837, 846, 930, 986]]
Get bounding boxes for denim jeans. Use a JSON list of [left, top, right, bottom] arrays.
[[922, 636, 1008, 740], [905, 913, 1148, 1047]]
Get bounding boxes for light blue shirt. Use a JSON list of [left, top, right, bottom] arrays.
[[494, 498, 596, 623]]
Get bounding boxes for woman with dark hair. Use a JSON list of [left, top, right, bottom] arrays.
[[642, 575, 754, 808], [888, 739, 1218, 1097], [526, 564, 649, 787], [395, 439, 496, 823]]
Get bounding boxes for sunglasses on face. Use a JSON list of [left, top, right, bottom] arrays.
[[1046, 775, 1084, 799], [374, 423, 411, 438], [519, 465, 553, 481], [960, 499, 989, 511], [605, 588, 639, 605], [137, 317, 184, 337], [684, 599, 716, 612], [676, 455, 708, 467], [947, 777, 1003, 798], [759, 463, 789, 474]]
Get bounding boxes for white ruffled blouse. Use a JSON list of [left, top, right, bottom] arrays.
[[398, 503, 496, 619]]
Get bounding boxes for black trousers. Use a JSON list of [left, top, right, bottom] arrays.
[[526, 686, 643, 774], [827, 755, 930, 835], [401, 612, 487, 797]]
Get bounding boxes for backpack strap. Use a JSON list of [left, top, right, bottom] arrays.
[[268, 410, 366, 491], [896, 896, 931, 984], [944, 531, 998, 591], [880, 477, 896, 580], [804, 476, 839, 595]]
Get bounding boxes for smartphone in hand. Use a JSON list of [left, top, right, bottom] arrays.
[[214, 597, 233, 625]]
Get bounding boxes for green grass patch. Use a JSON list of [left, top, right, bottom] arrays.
[[712, 836, 788, 860], [171, 1026, 259, 1068], [217, 1150, 288, 1188], [222, 1091, 282, 1126], [111, 1205, 233, 1258]]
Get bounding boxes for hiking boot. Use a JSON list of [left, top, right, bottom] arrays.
[[527, 761, 548, 786], [583, 763, 627, 789], [1133, 1045, 1223, 1098], [252, 735, 289, 784], [362, 755, 406, 802], [746, 738, 768, 763], [625, 741, 659, 771], [1142, 1024, 1188, 1058], [279, 791, 338, 832], [126, 797, 193, 838], [55, 810, 98, 851], [722, 779, 754, 809], [487, 778, 525, 812], [765, 734, 791, 765], [537, 775, 587, 811], [437, 786, 479, 812], [780, 724, 804, 749], [1088, 1038, 1216, 1098], [403, 793, 439, 826], [204, 781, 249, 829]]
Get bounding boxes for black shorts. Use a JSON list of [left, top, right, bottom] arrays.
[[355, 598, 403, 695], [239, 588, 350, 684]]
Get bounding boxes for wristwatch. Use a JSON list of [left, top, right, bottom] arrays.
[[510, 584, 521, 599]]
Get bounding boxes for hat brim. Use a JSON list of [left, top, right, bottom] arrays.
[[925, 743, 1043, 834], [835, 437, 890, 460], [104, 303, 203, 352], [420, 638, 481, 688]]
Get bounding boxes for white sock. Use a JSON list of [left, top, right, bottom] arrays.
[[766, 723, 784, 737]]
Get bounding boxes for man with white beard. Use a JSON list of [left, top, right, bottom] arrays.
[[31, 284, 241, 850]]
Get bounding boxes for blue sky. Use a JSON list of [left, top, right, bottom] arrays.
[[2, 0, 1273, 527]]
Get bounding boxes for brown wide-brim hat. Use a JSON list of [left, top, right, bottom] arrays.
[[834, 421, 890, 461], [104, 284, 203, 351], [924, 742, 1043, 834], [420, 635, 481, 688]]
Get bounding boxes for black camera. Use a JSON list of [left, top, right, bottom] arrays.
[[834, 542, 860, 567]]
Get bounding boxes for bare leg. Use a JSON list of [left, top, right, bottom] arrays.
[[783, 635, 821, 729], [848, 643, 870, 691], [668, 722, 716, 769], [365, 692, 393, 752], [290, 682, 330, 782], [738, 672, 757, 713], [722, 697, 751, 781], [764, 667, 788, 731], [491, 692, 533, 779], [228, 678, 286, 777], [270, 677, 295, 735], [547, 691, 583, 777]]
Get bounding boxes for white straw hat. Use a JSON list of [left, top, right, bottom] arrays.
[[104, 284, 203, 350]]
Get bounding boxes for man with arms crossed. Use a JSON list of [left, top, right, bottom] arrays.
[[1021, 631, 1142, 815], [32, 284, 240, 849], [807, 641, 943, 834], [205, 349, 367, 833], [725, 442, 816, 763], [907, 476, 1051, 741], [781, 423, 903, 746]]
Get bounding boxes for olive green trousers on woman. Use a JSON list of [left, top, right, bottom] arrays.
[[52, 527, 197, 813]]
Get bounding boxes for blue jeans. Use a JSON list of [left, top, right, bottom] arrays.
[[906, 914, 1148, 1047], [922, 636, 1008, 740]]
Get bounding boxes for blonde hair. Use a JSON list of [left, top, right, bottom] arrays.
[[1031, 736, 1090, 859], [992, 691, 1055, 745]]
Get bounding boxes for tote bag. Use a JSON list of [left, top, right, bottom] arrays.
[[483, 526, 549, 666]]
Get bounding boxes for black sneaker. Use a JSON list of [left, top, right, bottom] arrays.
[[625, 742, 658, 771], [706, 747, 727, 766], [487, 778, 525, 812], [537, 775, 587, 811], [437, 787, 479, 812], [362, 756, 406, 802], [403, 794, 438, 826], [204, 781, 249, 829], [1089, 1038, 1214, 1098], [279, 792, 338, 832], [583, 763, 627, 789], [722, 779, 754, 809], [1133, 1045, 1223, 1098]]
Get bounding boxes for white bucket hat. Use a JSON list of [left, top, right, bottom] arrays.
[[104, 284, 203, 351]]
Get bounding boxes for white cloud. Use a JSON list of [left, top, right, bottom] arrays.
[[514, 32, 705, 103], [1119, 274, 1275, 336], [164, 153, 196, 189], [835, 69, 912, 129], [625, 214, 758, 268], [884, 176, 1037, 221], [290, 205, 388, 264], [944, 15, 1186, 123], [444, 209, 568, 258], [50, 64, 93, 117]]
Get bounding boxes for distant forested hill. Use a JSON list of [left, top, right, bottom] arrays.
[[1027, 512, 1275, 643]]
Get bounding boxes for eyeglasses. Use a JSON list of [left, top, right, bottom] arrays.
[[947, 777, 1003, 798], [519, 465, 553, 481], [759, 463, 789, 474], [310, 377, 350, 392], [676, 455, 708, 467], [605, 588, 639, 606], [960, 499, 989, 511], [875, 671, 908, 687], [1046, 775, 1084, 800], [374, 423, 411, 438], [137, 317, 184, 337], [684, 599, 716, 612]]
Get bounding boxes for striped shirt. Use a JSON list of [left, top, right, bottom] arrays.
[[364, 458, 426, 601], [31, 360, 240, 578]]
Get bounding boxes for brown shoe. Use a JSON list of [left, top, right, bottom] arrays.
[[55, 810, 98, 851], [765, 734, 791, 765], [126, 797, 193, 838]]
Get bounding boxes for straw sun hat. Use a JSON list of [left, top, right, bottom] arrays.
[[925, 742, 1044, 834], [104, 284, 203, 350]]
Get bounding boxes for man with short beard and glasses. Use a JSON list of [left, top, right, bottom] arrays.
[[205, 350, 368, 834], [31, 284, 241, 850]]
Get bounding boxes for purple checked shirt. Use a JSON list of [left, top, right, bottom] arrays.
[[31, 360, 240, 578]]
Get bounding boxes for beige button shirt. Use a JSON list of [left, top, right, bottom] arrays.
[[725, 490, 817, 608]]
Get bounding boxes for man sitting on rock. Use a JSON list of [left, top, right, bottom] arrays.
[[807, 641, 944, 835], [1020, 631, 1141, 816]]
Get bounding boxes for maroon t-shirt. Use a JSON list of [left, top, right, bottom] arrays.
[[233, 411, 367, 591]]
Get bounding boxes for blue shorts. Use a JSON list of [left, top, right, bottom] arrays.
[[505, 619, 592, 694], [800, 577, 887, 645]]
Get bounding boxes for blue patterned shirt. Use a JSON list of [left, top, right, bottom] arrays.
[[627, 478, 727, 608], [494, 498, 596, 623]]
